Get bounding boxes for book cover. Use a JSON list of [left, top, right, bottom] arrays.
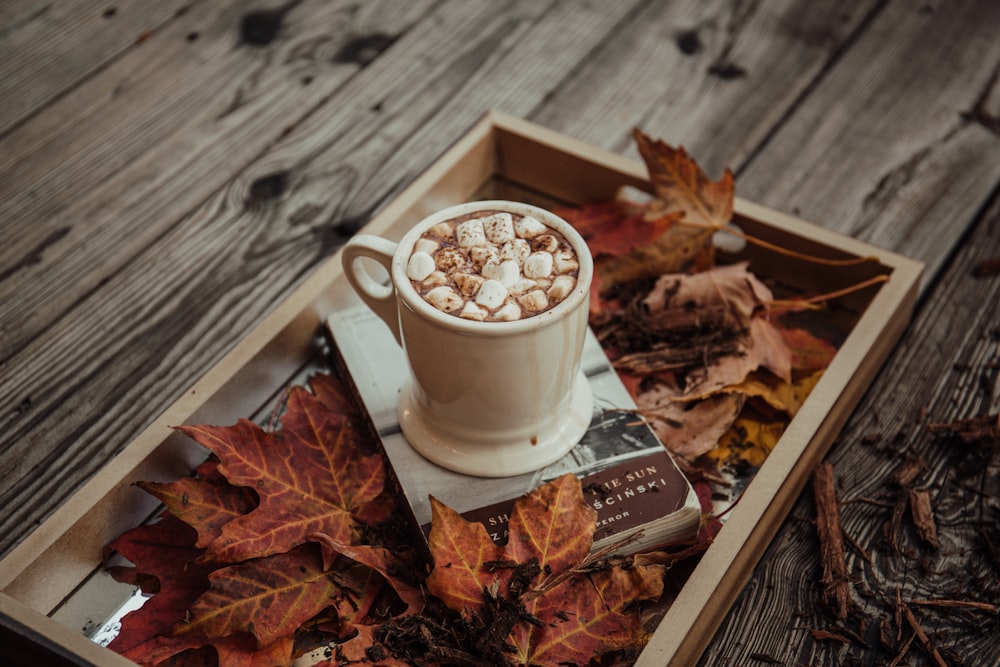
[[326, 303, 700, 555]]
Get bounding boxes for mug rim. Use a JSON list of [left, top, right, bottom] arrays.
[[390, 200, 593, 336]]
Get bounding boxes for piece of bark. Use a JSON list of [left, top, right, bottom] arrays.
[[908, 488, 940, 549], [813, 462, 849, 620], [927, 412, 1000, 444], [892, 455, 927, 487]]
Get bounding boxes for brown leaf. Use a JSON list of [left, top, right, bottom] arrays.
[[637, 387, 745, 460], [606, 264, 791, 391], [105, 513, 216, 658], [635, 129, 734, 232], [561, 131, 732, 292], [425, 475, 665, 665], [308, 532, 425, 615]]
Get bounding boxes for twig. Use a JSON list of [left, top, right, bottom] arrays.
[[902, 603, 949, 667], [887, 630, 916, 667], [910, 599, 998, 613]]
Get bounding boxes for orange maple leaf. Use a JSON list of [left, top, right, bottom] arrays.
[[425, 497, 507, 619]]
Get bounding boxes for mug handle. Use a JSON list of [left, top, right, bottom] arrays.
[[341, 235, 402, 345]]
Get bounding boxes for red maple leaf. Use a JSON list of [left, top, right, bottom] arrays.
[[105, 513, 217, 657], [176, 386, 384, 565]]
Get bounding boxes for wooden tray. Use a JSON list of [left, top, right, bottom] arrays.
[[0, 112, 923, 666]]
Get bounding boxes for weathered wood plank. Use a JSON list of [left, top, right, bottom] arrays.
[[0, 0, 432, 360], [735, 0, 1000, 287], [0, 0, 648, 556], [532, 0, 879, 176], [0, 1, 195, 138], [701, 182, 1000, 667]]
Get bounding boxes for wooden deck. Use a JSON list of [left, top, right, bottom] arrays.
[[1, 1, 998, 665]]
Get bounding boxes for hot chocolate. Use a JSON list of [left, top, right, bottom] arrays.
[[405, 210, 580, 322]]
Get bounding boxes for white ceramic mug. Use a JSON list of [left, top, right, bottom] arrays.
[[341, 200, 594, 477]]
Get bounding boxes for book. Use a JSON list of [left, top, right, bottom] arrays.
[[325, 303, 700, 555]]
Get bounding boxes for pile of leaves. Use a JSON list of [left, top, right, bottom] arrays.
[[104, 131, 859, 666], [558, 130, 840, 484], [105, 374, 672, 666]]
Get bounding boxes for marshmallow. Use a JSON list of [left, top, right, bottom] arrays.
[[510, 277, 537, 294], [406, 252, 435, 281], [475, 279, 508, 309], [429, 222, 454, 239], [456, 220, 486, 248], [453, 272, 485, 297], [425, 286, 463, 312], [435, 247, 466, 273], [499, 238, 530, 265], [469, 245, 499, 268], [459, 301, 489, 321], [553, 248, 579, 274], [482, 259, 520, 287], [547, 274, 575, 300], [524, 251, 553, 278], [414, 238, 439, 256], [514, 215, 547, 239], [531, 234, 559, 254], [494, 302, 523, 321], [481, 213, 515, 243], [422, 270, 448, 287], [518, 289, 549, 313]]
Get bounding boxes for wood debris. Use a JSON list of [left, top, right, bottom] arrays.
[[908, 488, 940, 549], [813, 462, 849, 620], [927, 412, 1000, 444]]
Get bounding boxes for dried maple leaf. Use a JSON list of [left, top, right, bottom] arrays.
[[504, 473, 595, 578], [559, 132, 730, 293], [308, 532, 425, 614], [105, 513, 216, 658], [138, 474, 257, 549], [637, 388, 745, 460], [173, 544, 339, 648], [603, 263, 791, 392], [426, 475, 664, 665], [176, 386, 384, 564], [635, 129, 734, 234], [425, 496, 506, 619], [510, 565, 663, 666]]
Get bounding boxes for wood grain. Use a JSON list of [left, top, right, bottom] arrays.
[[532, 0, 879, 175], [0, 0, 194, 137], [1, 0, 1000, 664], [738, 0, 1000, 287]]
